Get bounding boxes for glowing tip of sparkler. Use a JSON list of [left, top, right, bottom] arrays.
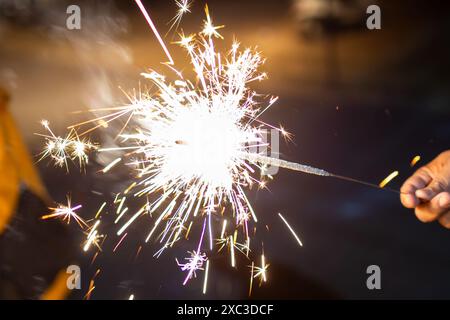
[[41, 119, 49, 127]]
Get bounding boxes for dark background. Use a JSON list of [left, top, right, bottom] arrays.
[[0, 0, 449, 299]]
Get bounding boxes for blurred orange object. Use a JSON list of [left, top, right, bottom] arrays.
[[41, 269, 71, 300], [0, 87, 49, 234]]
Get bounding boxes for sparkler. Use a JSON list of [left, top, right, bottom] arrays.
[[37, 1, 406, 294]]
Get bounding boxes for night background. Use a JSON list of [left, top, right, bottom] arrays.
[[0, 0, 449, 300]]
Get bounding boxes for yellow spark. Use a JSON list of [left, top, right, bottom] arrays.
[[410, 155, 421, 167], [95, 202, 106, 219], [201, 5, 224, 39], [117, 205, 147, 236], [379, 171, 399, 188], [124, 182, 137, 194], [175, 32, 195, 50], [117, 197, 126, 214], [185, 221, 193, 239], [84, 281, 95, 300], [253, 253, 269, 284], [249, 261, 254, 297], [102, 157, 121, 173], [115, 207, 128, 224], [261, 254, 267, 282], [36, 121, 95, 171], [83, 220, 104, 252], [220, 219, 227, 239], [278, 213, 303, 247], [230, 235, 236, 268], [202, 260, 210, 295]]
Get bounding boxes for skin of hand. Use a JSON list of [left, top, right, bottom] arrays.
[[400, 150, 450, 228]]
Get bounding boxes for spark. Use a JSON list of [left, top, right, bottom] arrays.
[[116, 197, 126, 214], [90, 251, 100, 265], [379, 171, 399, 188], [185, 221, 193, 239], [84, 280, 95, 300], [113, 233, 128, 252], [249, 261, 254, 297], [124, 182, 137, 194], [115, 207, 129, 224], [278, 213, 303, 247], [220, 220, 227, 239], [168, 0, 192, 33], [135, 0, 174, 64], [410, 155, 421, 167], [83, 220, 105, 252], [177, 219, 207, 285], [102, 157, 121, 173], [36, 120, 95, 171], [253, 253, 269, 284], [202, 5, 224, 39], [83, 230, 104, 252], [135, 246, 143, 260], [95, 202, 107, 219], [129, 294, 135, 300], [42, 196, 87, 229], [117, 205, 147, 236], [202, 260, 210, 294], [230, 235, 236, 268]]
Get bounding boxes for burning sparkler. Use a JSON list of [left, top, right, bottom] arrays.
[[37, 0, 406, 294]]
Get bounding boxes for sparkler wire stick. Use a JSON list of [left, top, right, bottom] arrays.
[[242, 153, 401, 194]]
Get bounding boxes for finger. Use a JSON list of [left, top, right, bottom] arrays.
[[414, 192, 450, 223], [438, 211, 450, 229], [400, 193, 419, 208], [416, 180, 445, 201], [400, 169, 431, 208]]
